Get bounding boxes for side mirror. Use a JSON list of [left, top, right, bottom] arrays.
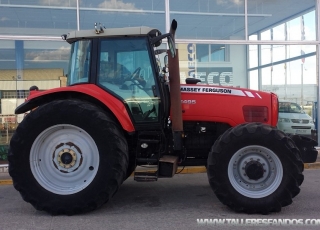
[[152, 33, 176, 58], [151, 20, 177, 58]]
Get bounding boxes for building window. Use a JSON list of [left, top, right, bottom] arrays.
[[2, 90, 29, 99], [196, 44, 228, 62]]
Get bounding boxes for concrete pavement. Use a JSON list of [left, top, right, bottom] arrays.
[[0, 171, 320, 230]]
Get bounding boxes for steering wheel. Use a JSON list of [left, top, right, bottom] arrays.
[[130, 67, 141, 79], [120, 67, 148, 90], [120, 78, 145, 90]]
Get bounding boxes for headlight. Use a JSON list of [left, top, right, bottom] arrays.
[[278, 118, 291, 123], [310, 120, 314, 124]]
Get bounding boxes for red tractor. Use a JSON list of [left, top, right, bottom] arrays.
[[8, 20, 317, 215]]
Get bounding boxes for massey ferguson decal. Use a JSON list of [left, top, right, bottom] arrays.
[[181, 86, 247, 97], [181, 87, 202, 92], [244, 91, 254, 97]]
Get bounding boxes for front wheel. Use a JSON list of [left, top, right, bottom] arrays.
[[207, 123, 303, 214], [8, 100, 128, 215]]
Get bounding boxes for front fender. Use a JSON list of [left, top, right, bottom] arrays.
[[288, 134, 318, 163], [16, 84, 135, 132]]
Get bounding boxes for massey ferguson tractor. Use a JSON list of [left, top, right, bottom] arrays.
[[8, 20, 318, 215]]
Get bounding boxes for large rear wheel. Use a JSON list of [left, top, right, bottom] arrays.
[[207, 123, 303, 214], [8, 99, 128, 215]]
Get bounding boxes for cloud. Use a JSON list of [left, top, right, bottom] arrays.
[[38, 0, 78, 7], [39, 0, 139, 10], [26, 46, 70, 61], [98, 0, 139, 10], [216, 0, 243, 6]]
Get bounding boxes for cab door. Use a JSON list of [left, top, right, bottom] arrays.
[[96, 37, 162, 130]]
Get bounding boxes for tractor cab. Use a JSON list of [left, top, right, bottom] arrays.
[[65, 26, 175, 129]]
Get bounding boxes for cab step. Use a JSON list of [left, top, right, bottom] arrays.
[[136, 158, 158, 163], [134, 171, 158, 182]]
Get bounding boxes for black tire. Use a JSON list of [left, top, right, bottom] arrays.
[[8, 99, 128, 215], [207, 123, 303, 214], [125, 153, 136, 179]]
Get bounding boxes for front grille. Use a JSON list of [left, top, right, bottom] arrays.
[[291, 119, 309, 124], [291, 126, 312, 129]]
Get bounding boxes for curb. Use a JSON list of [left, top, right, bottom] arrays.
[[176, 166, 207, 174], [303, 162, 320, 169], [0, 164, 319, 186], [0, 180, 12, 185]]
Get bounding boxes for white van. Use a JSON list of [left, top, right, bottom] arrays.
[[277, 101, 315, 137]]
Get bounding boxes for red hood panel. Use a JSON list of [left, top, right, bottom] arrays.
[[180, 84, 275, 126]]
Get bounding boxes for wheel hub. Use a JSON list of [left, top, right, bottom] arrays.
[[245, 161, 264, 180], [57, 148, 77, 169], [53, 142, 82, 172], [60, 152, 73, 164]]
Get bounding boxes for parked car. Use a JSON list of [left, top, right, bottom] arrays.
[[277, 101, 315, 137]]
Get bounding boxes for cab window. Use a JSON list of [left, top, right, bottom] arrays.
[[98, 37, 159, 123]]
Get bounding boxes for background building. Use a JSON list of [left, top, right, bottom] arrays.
[[0, 0, 319, 148]]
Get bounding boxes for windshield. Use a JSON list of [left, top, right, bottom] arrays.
[[67, 40, 91, 85], [279, 102, 304, 114], [97, 37, 159, 124]]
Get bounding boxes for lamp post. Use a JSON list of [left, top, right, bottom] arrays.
[[12, 76, 17, 104], [12, 76, 18, 123], [5, 118, 8, 143]]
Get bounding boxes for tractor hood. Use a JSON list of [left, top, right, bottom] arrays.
[[180, 84, 279, 127]]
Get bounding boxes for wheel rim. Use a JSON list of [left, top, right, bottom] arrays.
[[227, 145, 283, 198], [30, 124, 99, 195]]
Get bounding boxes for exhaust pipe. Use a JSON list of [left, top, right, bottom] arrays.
[[168, 20, 183, 150]]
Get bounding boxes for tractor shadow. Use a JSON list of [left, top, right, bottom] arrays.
[[99, 173, 229, 215]]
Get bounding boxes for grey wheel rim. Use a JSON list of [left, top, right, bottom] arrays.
[[30, 124, 100, 195], [227, 145, 283, 198]]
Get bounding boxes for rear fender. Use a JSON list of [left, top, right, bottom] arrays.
[[16, 84, 135, 132]]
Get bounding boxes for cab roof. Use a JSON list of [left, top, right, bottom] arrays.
[[65, 26, 161, 44]]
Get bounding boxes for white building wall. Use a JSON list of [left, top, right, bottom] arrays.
[[0, 80, 60, 90]]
